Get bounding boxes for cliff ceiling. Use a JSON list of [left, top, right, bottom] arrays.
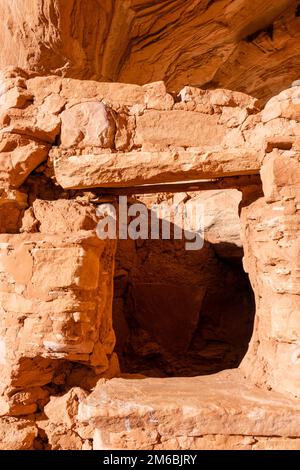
[[0, 0, 299, 101]]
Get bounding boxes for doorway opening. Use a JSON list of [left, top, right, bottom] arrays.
[[112, 188, 256, 377]]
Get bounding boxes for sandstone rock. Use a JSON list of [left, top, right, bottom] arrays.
[[185, 189, 243, 257], [261, 86, 300, 123], [241, 147, 300, 397], [142, 82, 174, 110], [135, 110, 227, 149], [20, 207, 39, 233], [244, 117, 300, 152], [60, 80, 146, 109], [54, 149, 262, 189], [44, 387, 87, 428], [0, 86, 33, 109], [2, 110, 61, 144], [60, 101, 115, 149], [114, 113, 135, 151], [0, 66, 299, 451], [219, 107, 249, 128], [0, 71, 28, 97], [26, 75, 152, 110], [0, 1, 298, 103], [44, 426, 84, 451], [32, 199, 98, 233], [0, 417, 37, 450], [26, 76, 63, 105], [78, 370, 300, 450], [0, 387, 49, 417], [0, 134, 49, 187], [261, 150, 300, 202], [0, 357, 57, 397], [0, 72, 61, 151], [178, 87, 260, 114], [40, 94, 67, 115], [241, 197, 300, 397]]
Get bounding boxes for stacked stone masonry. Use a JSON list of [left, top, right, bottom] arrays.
[[0, 67, 299, 449]]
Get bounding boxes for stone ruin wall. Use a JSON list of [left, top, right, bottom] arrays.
[[0, 66, 299, 449]]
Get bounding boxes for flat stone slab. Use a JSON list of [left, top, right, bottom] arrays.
[[54, 149, 262, 189], [78, 370, 300, 450]]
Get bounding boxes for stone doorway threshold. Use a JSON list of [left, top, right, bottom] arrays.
[[78, 370, 300, 450]]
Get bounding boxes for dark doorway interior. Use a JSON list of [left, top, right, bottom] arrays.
[[113, 206, 255, 377]]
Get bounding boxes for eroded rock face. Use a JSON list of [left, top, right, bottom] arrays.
[[0, 1, 299, 102], [0, 418, 38, 450], [0, 231, 116, 417]]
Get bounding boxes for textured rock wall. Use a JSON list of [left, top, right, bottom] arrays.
[[0, 232, 116, 388], [241, 88, 300, 397], [0, 1, 299, 102], [0, 67, 267, 192], [0, 69, 121, 447], [0, 68, 299, 448]]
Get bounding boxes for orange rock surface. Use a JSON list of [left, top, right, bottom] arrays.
[[0, 1, 299, 102]]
